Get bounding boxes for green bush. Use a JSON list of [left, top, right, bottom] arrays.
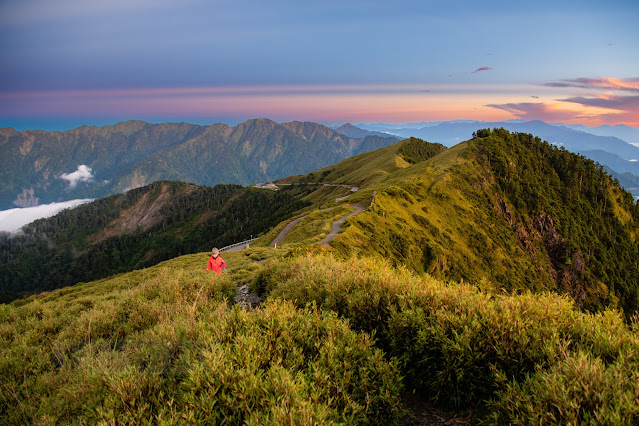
[[255, 254, 639, 422], [0, 262, 403, 425], [398, 137, 447, 164], [485, 350, 639, 425]]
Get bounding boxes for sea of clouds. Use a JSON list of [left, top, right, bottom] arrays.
[[0, 199, 93, 233]]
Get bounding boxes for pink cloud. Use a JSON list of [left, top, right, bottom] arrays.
[[486, 97, 639, 126], [544, 77, 639, 92], [559, 95, 639, 110], [485, 102, 587, 122], [472, 66, 493, 73]]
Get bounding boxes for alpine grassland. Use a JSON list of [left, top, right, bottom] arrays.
[[0, 251, 403, 424], [254, 253, 639, 424]]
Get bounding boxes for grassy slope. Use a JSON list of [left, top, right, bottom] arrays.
[[3, 247, 637, 424], [278, 139, 411, 188], [255, 253, 639, 424], [324, 135, 638, 315], [0, 249, 403, 425], [330, 142, 547, 289]]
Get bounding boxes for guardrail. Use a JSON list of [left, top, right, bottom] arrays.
[[219, 237, 259, 252]]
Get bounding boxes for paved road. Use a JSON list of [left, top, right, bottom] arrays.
[[264, 203, 366, 248], [223, 242, 251, 252], [321, 204, 365, 244]]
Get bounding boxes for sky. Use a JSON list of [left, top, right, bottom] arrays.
[[0, 0, 638, 130]]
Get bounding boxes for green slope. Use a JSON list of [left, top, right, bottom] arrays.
[[2, 248, 638, 424], [277, 131, 639, 317]]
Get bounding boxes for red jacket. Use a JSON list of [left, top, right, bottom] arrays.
[[207, 254, 226, 275]]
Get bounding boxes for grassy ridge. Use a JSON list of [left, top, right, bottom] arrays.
[[0, 252, 403, 424], [326, 131, 639, 317], [254, 253, 639, 424]]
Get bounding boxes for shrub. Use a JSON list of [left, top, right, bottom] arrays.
[[254, 254, 639, 422], [0, 264, 403, 425]]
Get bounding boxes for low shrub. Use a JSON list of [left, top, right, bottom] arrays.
[[255, 254, 639, 423], [1, 263, 403, 424]]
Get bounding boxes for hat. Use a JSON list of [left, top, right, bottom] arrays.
[[211, 248, 219, 256]]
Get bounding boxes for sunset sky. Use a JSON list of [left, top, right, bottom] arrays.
[[1, 0, 638, 130]]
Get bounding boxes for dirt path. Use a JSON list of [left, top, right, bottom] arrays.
[[321, 204, 365, 244], [267, 203, 364, 248], [268, 215, 307, 247]]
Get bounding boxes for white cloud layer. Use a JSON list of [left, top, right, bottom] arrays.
[[0, 199, 93, 233], [60, 165, 94, 188]]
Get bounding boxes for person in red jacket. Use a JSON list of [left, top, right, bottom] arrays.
[[206, 248, 227, 275]]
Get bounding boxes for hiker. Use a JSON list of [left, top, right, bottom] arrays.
[[206, 248, 227, 275]]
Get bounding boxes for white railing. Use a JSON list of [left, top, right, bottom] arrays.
[[219, 237, 258, 252]]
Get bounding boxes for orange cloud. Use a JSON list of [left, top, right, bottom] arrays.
[[486, 99, 639, 126], [485, 102, 589, 122]]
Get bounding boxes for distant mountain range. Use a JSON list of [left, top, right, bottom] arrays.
[[332, 123, 394, 138], [356, 120, 639, 158], [0, 119, 399, 210], [551, 123, 639, 146], [2, 118, 638, 211]]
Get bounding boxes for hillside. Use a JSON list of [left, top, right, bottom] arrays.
[[0, 181, 312, 302], [356, 120, 639, 199], [2, 248, 637, 424], [278, 131, 639, 317], [0, 119, 398, 209], [334, 123, 395, 138]]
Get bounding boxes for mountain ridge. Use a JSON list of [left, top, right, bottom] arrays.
[[0, 119, 398, 210], [280, 130, 639, 316]]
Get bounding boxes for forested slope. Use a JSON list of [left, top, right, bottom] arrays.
[[0, 181, 311, 301]]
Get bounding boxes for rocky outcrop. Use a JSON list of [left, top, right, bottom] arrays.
[[496, 197, 587, 306]]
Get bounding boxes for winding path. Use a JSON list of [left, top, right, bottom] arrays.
[[268, 215, 307, 247], [320, 204, 365, 244], [266, 203, 366, 248]]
